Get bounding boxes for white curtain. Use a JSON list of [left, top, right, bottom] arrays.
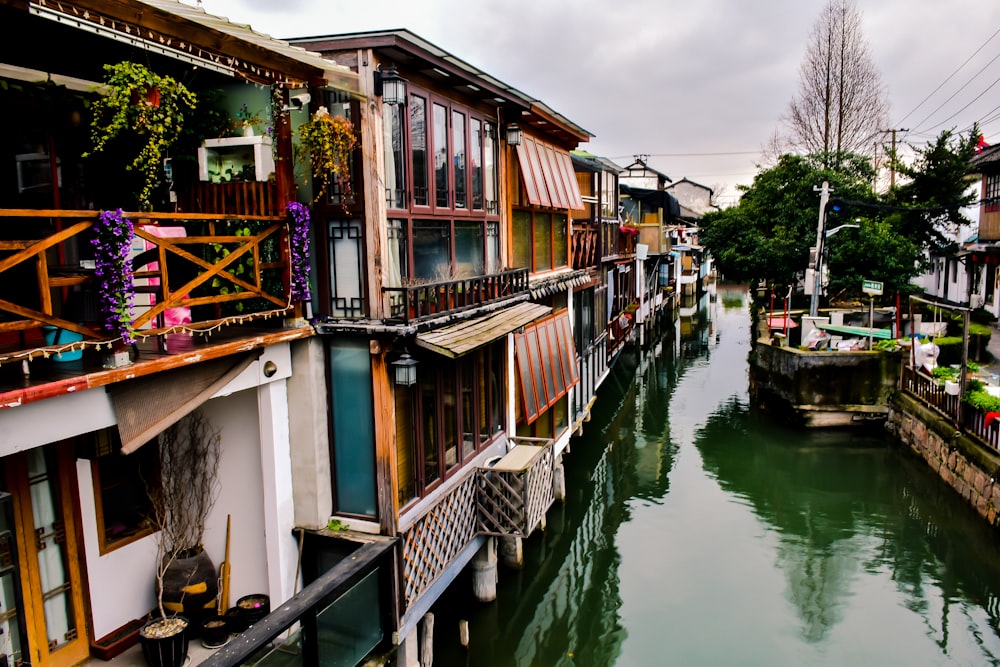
[[28, 448, 71, 646]]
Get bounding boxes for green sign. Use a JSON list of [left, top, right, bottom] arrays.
[[862, 279, 883, 295]]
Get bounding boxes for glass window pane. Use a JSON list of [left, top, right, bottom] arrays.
[[471, 118, 483, 210], [538, 321, 558, 402], [412, 220, 451, 280], [455, 222, 484, 277], [329, 219, 366, 319], [410, 95, 428, 206], [486, 222, 500, 275], [558, 313, 579, 384], [484, 122, 498, 214], [514, 334, 537, 421], [477, 351, 489, 444], [490, 343, 504, 434], [395, 382, 416, 506], [384, 102, 406, 209], [330, 342, 377, 516], [433, 103, 449, 208], [535, 213, 552, 272], [442, 366, 457, 471], [512, 211, 531, 271], [316, 570, 383, 667], [553, 213, 568, 269], [452, 110, 467, 209], [462, 360, 476, 460], [526, 327, 547, 407], [420, 371, 440, 486]]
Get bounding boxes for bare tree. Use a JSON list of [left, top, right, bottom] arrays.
[[784, 0, 888, 163]]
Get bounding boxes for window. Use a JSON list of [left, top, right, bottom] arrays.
[[452, 110, 467, 209], [395, 343, 504, 505], [514, 311, 579, 424], [328, 218, 366, 318], [384, 101, 407, 209], [410, 94, 429, 207], [986, 172, 1000, 212], [82, 428, 159, 554], [511, 210, 569, 273], [433, 103, 449, 208], [329, 340, 377, 517]]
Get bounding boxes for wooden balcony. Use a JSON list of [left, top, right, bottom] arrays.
[[0, 208, 298, 369], [383, 268, 529, 324]]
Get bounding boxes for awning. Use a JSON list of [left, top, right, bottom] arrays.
[[816, 323, 893, 340], [416, 302, 552, 358], [111, 353, 256, 454], [514, 311, 579, 424], [515, 136, 584, 210]]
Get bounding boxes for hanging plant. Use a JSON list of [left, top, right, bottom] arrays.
[[296, 107, 357, 203], [91, 209, 136, 343], [84, 62, 196, 211], [286, 202, 312, 302]]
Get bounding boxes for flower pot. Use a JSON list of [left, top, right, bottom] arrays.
[[159, 549, 218, 629], [236, 593, 270, 626], [224, 606, 247, 634], [41, 326, 84, 361], [139, 615, 188, 667], [199, 614, 230, 649]]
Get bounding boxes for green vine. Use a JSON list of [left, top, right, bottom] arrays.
[[296, 107, 357, 203], [85, 62, 196, 211]]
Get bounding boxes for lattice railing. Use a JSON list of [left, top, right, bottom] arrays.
[[476, 440, 555, 538], [399, 473, 478, 607]]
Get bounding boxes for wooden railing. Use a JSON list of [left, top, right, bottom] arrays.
[[901, 364, 1000, 451], [383, 268, 529, 323], [186, 180, 282, 217], [0, 209, 293, 359]]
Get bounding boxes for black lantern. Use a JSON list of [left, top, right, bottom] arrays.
[[391, 351, 418, 387], [506, 122, 522, 146], [375, 65, 406, 106]]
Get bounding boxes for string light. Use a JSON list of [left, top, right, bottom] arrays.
[[0, 304, 302, 368]]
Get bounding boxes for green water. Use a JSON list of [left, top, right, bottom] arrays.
[[431, 285, 1000, 666]]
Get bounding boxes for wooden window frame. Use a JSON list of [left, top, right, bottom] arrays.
[[515, 312, 579, 424]]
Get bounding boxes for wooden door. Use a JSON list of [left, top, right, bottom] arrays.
[[4, 443, 89, 667]]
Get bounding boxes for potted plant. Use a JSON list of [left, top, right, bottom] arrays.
[[85, 61, 197, 211], [139, 409, 222, 667], [296, 106, 357, 203]]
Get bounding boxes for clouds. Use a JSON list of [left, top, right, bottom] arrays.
[[200, 0, 1000, 203]]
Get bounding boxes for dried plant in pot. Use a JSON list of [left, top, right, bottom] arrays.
[[139, 409, 222, 666]]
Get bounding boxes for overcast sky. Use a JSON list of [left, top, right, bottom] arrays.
[[198, 0, 1000, 206]]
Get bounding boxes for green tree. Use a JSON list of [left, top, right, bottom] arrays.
[[700, 152, 875, 290]]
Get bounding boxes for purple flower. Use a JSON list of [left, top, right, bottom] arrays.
[[93, 209, 136, 343], [287, 202, 312, 303]]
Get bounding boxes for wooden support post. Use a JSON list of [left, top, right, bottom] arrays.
[[471, 537, 498, 602], [419, 613, 434, 667], [553, 461, 566, 502], [459, 619, 470, 649], [499, 535, 523, 570], [397, 629, 420, 667]]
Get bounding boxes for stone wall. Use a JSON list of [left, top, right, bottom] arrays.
[[887, 393, 1000, 527]]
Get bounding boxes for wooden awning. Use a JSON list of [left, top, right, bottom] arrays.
[[515, 136, 584, 210], [416, 302, 552, 358]]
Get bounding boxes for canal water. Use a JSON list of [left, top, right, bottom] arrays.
[[430, 283, 1000, 666]]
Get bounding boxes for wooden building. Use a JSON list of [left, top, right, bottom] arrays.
[[0, 0, 359, 663], [288, 29, 601, 665]]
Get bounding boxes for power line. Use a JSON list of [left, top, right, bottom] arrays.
[[914, 74, 1000, 136], [896, 26, 1000, 127], [909, 52, 1000, 135], [608, 150, 761, 159]]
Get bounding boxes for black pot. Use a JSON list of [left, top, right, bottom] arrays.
[[224, 606, 247, 634], [235, 593, 270, 626], [199, 614, 230, 649], [138, 616, 189, 667]]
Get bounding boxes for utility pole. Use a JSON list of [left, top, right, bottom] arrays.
[[884, 128, 908, 189], [810, 181, 832, 318]]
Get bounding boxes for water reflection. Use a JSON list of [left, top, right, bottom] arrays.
[[432, 285, 1000, 666]]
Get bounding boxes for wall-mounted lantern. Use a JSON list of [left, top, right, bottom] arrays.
[[391, 351, 418, 386], [374, 65, 406, 106], [506, 122, 522, 146]]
